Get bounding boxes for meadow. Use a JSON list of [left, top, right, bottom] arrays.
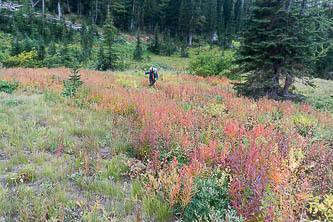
[[0, 67, 332, 221]]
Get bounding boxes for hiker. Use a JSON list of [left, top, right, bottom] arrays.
[[145, 67, 158, 87]]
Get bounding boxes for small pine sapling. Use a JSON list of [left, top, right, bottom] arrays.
[[62, 66, 83, 97]]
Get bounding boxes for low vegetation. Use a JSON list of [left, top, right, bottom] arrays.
[[294, 78, 333, 113], [0, 67, 332, 221]]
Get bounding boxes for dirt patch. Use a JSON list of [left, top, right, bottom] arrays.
[[122, 33, 151, 44], [100, 147, 112, 159], [0, 152, 7, 161]]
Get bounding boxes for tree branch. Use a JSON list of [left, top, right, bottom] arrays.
[[30, 0, 41, 8], [300, 0, 307, 16]]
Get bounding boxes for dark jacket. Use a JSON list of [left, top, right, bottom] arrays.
[[145, 71, 158, 80]]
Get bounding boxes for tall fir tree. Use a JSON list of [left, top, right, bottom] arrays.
[[143, 0, 158, 32], [97, 40, 106, 70], [80, 23, 93, 60], [179, 0, 201, 45], [149, 27, 161, 54], [133, 31, 143, 60], [23, 36, 33, 52], [315, 3, 333, 79], [234, 0, 333, 98], [48, 40, 57, 56], [36, 39, 46, 60], [222, 0, 233, 48], [164, 0, 181, 35], [10, 34, 23, 56], [101, 5, 118, 71]]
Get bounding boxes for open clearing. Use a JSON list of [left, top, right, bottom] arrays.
[[0, 68, 332, 221]]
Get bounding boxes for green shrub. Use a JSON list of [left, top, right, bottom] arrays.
[[6, 165, 37, 185], [188, 48, 238, 79], [0, 80, 18, 94], [180, 170, 239, 222], [205, 103, 227, 117], [3, 50, 41, 68], [43, 55, 62, 68], [115, 54, 131, 71], [291, 113, 318, 137], [0, 32, 12, 66], [307, 194, 333, 221], [158, 145, 190, 166]]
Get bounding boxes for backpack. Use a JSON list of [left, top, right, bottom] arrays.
[[153, 68, 158, 79]]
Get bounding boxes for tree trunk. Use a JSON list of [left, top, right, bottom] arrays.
[[271, 74, 280, 96], [130, 17, 135, 31], [198, 39, 201, 54], [77, 0, 81, 16], [189, 32, 193, 46], [58, 1, 62, 20], [282, 74, 292, 96], [270, 66, 280, 96], [42, 0, 45, 19], [300, 0, 307, 16], [42, 0, 45, 29], [67, 0, 71, 13], [30, 0, 40, 8], [212, 31, 217, 42], [130, 2, 135, 30], [94, 0, 98, 24]]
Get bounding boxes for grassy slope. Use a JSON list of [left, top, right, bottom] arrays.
[[0, 91, 147, 221], [0, 64, 332, 221], [294, 78, 333, 113]]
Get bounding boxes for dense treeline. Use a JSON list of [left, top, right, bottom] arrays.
[[0, 0, 332, 80], [0, 0, 247, 46]]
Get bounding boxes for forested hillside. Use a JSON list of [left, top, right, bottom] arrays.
[[0, 0, 332, 79], [1, 0, 246, 44]]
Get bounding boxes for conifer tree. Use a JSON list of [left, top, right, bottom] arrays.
[[163, 33, 174, 56], [37, 42, 46, 60], [23, 37, 33, 52], [48, 40, 56, 56], [133, 31, 143, 60], [149, 25, 161, 54], [80, 23, 93, 59], [62, 65, 83, 97], [59, 40, 72, 67], [234, 0, 333, 98], [10, 36, 22, 56], [180, 40, 189, 57], [96, 41, 106, 70], [101, 6, 118, 70]]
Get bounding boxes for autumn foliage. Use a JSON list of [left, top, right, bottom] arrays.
[[1, 68, 332, 221]]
